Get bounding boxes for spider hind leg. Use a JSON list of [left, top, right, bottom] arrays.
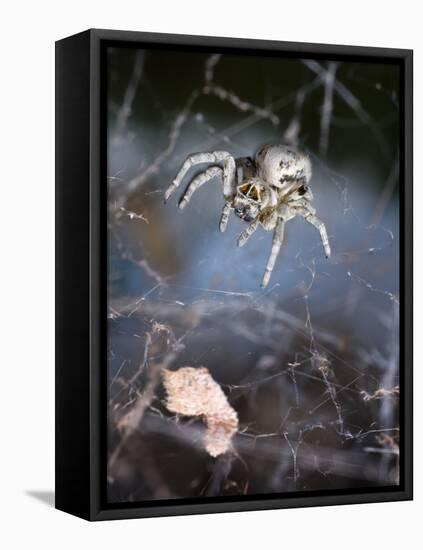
[[237, 218, 259, 247], [262, 218, 285, 288], [303, 212, 331, 258]]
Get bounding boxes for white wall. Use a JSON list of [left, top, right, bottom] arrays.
[[0, 1, 420, 548]]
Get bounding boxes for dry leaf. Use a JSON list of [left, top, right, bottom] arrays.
[[162, 367, 238, 457]]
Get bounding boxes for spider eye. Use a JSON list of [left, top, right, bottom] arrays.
[[298, 185, 309, 196]]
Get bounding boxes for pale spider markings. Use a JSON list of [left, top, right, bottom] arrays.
[[164, 144, 331, 287]]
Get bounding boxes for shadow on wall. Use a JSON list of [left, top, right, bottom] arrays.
[[26, 490, 55, 508]]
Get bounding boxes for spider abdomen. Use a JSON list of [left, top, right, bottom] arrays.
[[256, 144, 312, 189]]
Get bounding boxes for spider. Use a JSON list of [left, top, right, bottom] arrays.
[[164, 144, 331, 288]]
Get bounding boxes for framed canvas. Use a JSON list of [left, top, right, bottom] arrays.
[[55, 29, 413, 521]]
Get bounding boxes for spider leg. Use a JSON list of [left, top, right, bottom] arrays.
[[164, 151, 235, 202], [178, 166, 223, 210], [237, 218, 260, 247], [236, 156, 256, 180], [262, 219, 285, 288], [219, 202, 232, 232], [221, 153, 237, 198], [220, 156, 258, 232], [300, 210, 331, 258]]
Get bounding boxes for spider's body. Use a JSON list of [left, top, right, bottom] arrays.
[[164, 144, 330, 287]]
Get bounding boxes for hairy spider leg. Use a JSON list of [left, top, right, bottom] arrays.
[[236, 156, 256, 180], [262, 218, 285, 288], [237, 218, 260, 247], [178, 166, 223, 210], [222, 156, 259, 232], [164, 151, 236, 202], [298, 208, 331, 258], [219, 202, 232, 232]]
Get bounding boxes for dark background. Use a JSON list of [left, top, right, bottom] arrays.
[[106, 46, 400, 503]]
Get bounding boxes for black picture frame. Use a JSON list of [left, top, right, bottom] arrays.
[[55, 28, 413, 521]]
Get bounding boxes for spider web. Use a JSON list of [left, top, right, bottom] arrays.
[[106, 47, 400, 502]]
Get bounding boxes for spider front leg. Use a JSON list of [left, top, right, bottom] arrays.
[[236, 156, 256, 180], [262, 218, 285, 288], [222, 156, 258, 233], [164, 151, 236, 203], [178, 166, 223, 210]]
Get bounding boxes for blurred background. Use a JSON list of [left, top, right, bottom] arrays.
[[106, 45, 400, 503]]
